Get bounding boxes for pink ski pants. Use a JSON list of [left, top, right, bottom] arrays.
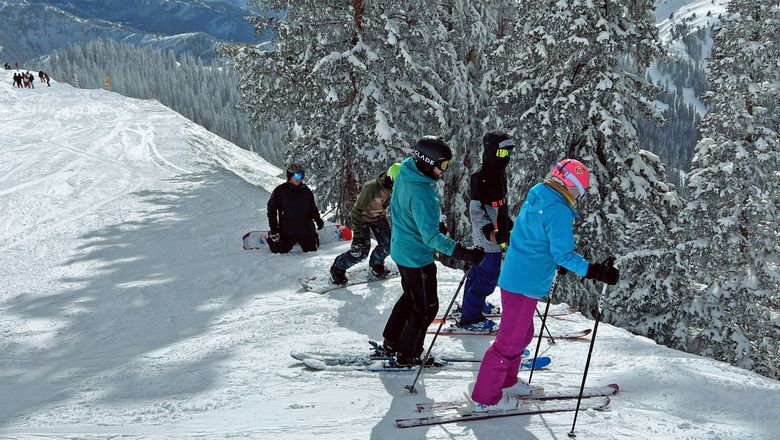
[[471, 288, 539, 405]]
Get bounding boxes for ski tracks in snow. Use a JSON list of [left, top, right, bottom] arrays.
[[0, 72, 290, 433]]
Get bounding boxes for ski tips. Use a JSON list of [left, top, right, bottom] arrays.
[[607, 383, 619, 393], [301, 358, 327, 370]]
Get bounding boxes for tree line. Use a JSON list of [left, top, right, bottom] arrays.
[[224, 0, 779, 379], [32, 38, 285, 165]]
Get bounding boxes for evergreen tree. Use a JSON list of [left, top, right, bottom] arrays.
[[496, 0, 682, 338], [437, 1, 520, 240], [226, 1, 518, 223], [34, 38, 284, 165], [224, 1, 440, 221], [679, 0, 780, 378]]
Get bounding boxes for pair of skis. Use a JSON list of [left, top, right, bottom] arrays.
[[430, 304, 588, 338], [430, 327, 592, 338], [396, 395, 613, 428], [431, 303, 578, 324], [395, 384, 618, 428], [291, 346, 551, 372], [291, 342, 617, 428]]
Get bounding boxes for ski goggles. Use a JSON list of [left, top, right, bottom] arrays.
[[437, 159, 451, 171], [496, 139, 515, 158], [292, 171, 305, 180]]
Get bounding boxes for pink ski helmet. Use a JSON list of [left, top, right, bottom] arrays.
[[551, 159, 590, 197]]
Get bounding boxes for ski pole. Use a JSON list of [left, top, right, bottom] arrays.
[[405, 267, 470, 394], [528, 270, 560, 384], [535, 306, 557, 344], [568, 281, 609, 438]]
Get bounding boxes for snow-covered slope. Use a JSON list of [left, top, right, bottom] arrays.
[[1, 70, 779, 439], [656, 0, 730, 44]]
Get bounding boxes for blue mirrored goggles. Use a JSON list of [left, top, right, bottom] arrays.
[[292, 171, 305, 180]]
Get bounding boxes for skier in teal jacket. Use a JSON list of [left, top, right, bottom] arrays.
[[381, 136, 485, 366]]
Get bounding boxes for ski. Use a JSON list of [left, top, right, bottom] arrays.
[[291, 351, 551, 371], [428, 327, 592, 339], [415, 383, 619, 412], [432, 304, 578, 324], [395, 396, 611, 428]]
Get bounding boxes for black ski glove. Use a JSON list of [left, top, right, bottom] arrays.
[[316, 219, 325, 230], [557, 266, 569, 276], [439, 221, 448, 235], [495, 230, 510, 246], [452, 243, 485, 267], [585, 258, 619, 285]]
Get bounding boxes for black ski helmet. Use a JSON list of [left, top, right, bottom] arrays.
[[286, 163, 305, 181], [412, 136, 452, 180]]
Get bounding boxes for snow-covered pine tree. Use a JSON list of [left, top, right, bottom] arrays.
[[679, 0, 780, 378], [227, 1, 520, 224], [226, 1, 467, 221], [436, 1, 520, 240], [495, 0, 682, 339]]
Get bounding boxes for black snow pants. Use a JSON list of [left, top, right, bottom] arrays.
[[268, 232, 318, 254], [382, 262, 438, 358]]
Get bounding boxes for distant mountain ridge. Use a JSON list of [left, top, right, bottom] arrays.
[[0, 0, 267, 63], [26, 0, 262, 42]]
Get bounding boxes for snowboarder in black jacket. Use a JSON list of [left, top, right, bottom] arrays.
[[266, 163, 325, 253]]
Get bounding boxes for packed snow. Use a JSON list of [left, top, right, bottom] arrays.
[[656, 0, 730, 44], [1, 70, 779, 439]]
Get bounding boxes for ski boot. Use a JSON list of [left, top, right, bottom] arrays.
[[458, 393, 521, 414], [370, 264, 390, 280], [502, 379, 536, 397], [459, 318, 497, 333], [482, 302, 500, 315], [330, 263, 347, 285]]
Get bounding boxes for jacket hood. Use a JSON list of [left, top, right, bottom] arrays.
[[400, 157, 436, 185], [481, 131, 512, 169], [525, 182, 578, 218], [471, 131, 512, 203]]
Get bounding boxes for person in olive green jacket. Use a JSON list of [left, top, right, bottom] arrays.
[[330, 163, 401, 284]]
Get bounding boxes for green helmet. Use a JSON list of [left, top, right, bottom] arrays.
[[387, 162, 402, 181]]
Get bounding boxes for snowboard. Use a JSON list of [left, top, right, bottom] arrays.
[[299, 265, 400, 294], [242, 224, 352, 250]]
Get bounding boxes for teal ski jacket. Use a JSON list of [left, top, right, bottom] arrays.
[[498, 182, 589, 298], [389, 158, 457, 267]]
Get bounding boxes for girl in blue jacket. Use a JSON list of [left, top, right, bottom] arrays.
[[469, 159, 619, 411]]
